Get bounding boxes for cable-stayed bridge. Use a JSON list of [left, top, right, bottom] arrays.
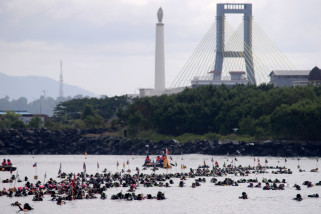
[[170, 3, 295, 88]]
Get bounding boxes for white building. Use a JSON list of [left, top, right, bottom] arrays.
[[269, 70, 309, 87], [191, 71, 249, 88]]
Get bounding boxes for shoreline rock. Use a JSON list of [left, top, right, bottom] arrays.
[[0, 129, 320, 156]]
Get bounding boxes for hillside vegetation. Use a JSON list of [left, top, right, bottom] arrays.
[[118, 84, 321, 141]]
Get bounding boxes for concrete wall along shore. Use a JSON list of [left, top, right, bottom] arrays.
[[0, 129, 320, 156]]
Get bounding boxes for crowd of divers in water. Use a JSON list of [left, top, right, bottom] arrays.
[[1, 163, 320, 211]]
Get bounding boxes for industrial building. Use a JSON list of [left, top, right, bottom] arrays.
[[269, 66, 321, 87]]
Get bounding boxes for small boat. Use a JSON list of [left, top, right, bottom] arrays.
[[143, 159, 174, 168], [143, 162, 163, 168], [0, 165, 17, 172]]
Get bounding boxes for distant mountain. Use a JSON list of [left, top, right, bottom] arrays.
[[0, 73, 96, 101]]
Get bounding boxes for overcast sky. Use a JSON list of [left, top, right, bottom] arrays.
[[0, 0, 320, 97]]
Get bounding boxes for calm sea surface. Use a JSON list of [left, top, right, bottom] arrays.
[[0, 155, 320, 214]]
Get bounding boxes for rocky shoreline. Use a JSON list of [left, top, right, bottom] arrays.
[[0, 129, 320, 156]]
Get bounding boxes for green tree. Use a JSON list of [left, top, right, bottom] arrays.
[[128, 111, 146, 136], [28, 117, 43, 129], [11, 120, 26, 129], [0, 111, 21, 129], [81, 104, 95, 120], [84, 115, 104, 129]]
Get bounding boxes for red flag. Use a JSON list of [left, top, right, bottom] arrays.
[[72, 173, 76, 188], [33, 162, 37, 167], [170, 156, 173, 161], [215, 161, 218, 166], [204, 160, 206, 165], [166, 148, 170, 155], [258, 158, 260, 163], [117, 161, 119, 167], [127, 160, 130, 165], [10, 166, 13, 174]]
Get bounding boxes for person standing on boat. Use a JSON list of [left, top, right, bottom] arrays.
[[161, 154, 166, 164], [2, 159, 6, 166], [7, 159, 12, 165], [145, 155, 151, 164]]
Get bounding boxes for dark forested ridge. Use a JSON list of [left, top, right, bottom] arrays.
[[118, 84, 321, 141], [54, 96, 128, 120], [2, 85, 321, 142]]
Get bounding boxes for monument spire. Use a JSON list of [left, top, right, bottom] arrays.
[[155, 7, 165, 91]]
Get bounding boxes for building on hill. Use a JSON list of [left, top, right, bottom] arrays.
[[191, 71, 249, 88], [269, 67, 321, 87], [0, 111, 48, 125], [307, 66, 321, 85], [269, 70, 309, 87]]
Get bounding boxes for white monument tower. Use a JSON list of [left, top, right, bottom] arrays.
[[155, 7, 165, 91]]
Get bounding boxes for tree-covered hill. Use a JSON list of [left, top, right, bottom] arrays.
[[118, 84, 321, 141]]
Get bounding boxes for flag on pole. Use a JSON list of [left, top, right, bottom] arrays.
[[127, 160, 130, 165], [72, 173, 76, 188], [166, 148, 170, 155], [254, 157, 256, 162], [10, 166, 13, 174], [211, 158, 214, 163], [285, 158, 287, 162], [215, 161, 218, 166], [33, 162, 37, 167], [265, 159, 268, 164], [123, 162, 125, 168], [204, 160, 206, 166], [58, 163, 62, 175], [97, 161, 99, 169], [14, 170, 19, 187], [170, 156, 173, 161], [175, 162, 177, 167], [235, 158, 238, 161], [83, 162, 86, 173], [117, 161, 119, 167]]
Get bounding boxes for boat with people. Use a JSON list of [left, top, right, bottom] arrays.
[[143, 154, 173, 168], [1, 159, 16, 172], [0, 165, 17, 172]]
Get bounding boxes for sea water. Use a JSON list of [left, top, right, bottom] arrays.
[[0, 155, 320, 214]]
